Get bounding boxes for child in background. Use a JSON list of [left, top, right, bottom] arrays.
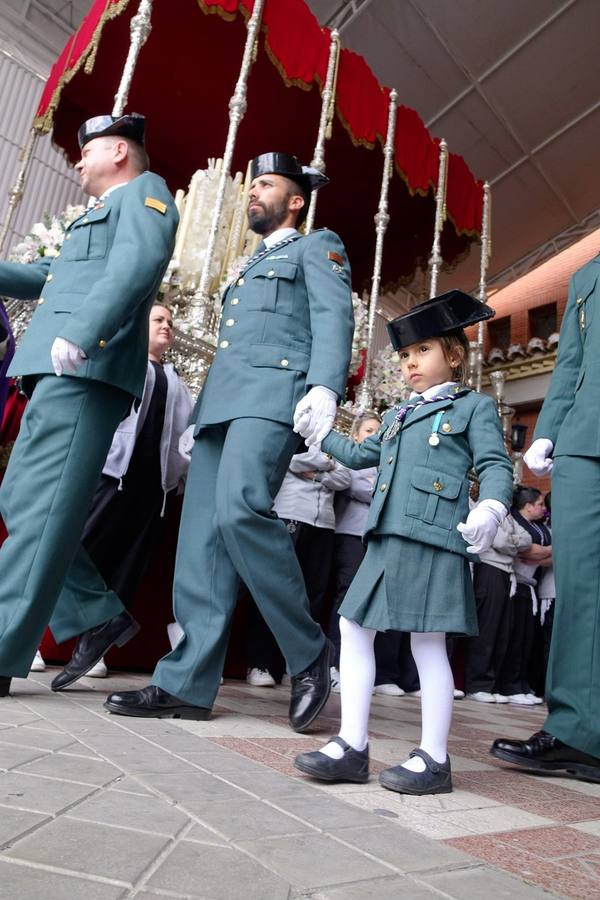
[[294, 290, 513, 794]]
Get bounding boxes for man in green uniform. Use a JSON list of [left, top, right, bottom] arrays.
[[105, 152, 354, 731], [492, 254, 600, 782], [0, 114, 178, 698]]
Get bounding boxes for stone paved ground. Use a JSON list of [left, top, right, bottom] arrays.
[[0, 671, 598, 899]]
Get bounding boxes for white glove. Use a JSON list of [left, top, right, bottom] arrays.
[[293, 386, 337, 446], [457, 499, 507, 554], [51, 337, 87, 376], [523, 438, 554, 476], [178, 424, 195, 459]]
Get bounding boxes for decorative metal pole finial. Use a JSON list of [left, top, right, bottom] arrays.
[[112, 0, 153, 117], [428, 138, 448, 298], [474, 180, 491, 391], [305, 28, 340, 235], [355, 88, 398, 410], [189, 0, 265, 330]]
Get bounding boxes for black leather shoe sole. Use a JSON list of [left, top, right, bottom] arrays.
[[294, 752, 369, 783], [491, 746, 600, 783], [51, 618, 140, 692], [103, 699, 211, 720], [0, 677, 11, 698], [379, 766, 452, 795]]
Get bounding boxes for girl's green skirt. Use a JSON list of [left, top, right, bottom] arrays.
[[338, 534, 477, 635]]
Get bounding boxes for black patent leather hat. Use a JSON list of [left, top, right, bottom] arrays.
[[387, 290, 495, 350], [250, 152, 329, 197], [78, 113, 146, 148]]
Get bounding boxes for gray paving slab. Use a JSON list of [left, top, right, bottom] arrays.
[[0, 743, 50, 770], [0, 860, 126, 900], [66, 788, 191, 836], [236, 832, 392, 889], [212, 768, 324, 801], [0, 772, 97, 814], [0, 701, 44, 726], [185, 798, 313, 842], [0, 727, 75, 751], [4, 816, 170, 883], [141, 771, 250, 804], [146, 841, 290, 899], [276, 793, 394, 832], [175, 749, 270, 774], [420, 865, 559, 898], [329, 822, 474, 874], [16, 752, 124, 786], [0, 804, 49, 845], [110, 775, 154, 796], [312, 875, 455, 899]]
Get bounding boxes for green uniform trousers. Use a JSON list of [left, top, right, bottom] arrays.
[[545, 455, 600, 757], [0, 375, 130, 677], [153, 417, 325, 707]]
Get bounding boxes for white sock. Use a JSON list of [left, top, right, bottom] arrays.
[[401, 632, 453, 773], [319, 616, 375, 760]]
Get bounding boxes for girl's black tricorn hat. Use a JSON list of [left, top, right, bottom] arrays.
[[78, 113, 146, 148], [387, 290, 495, 351], [250, 152, 329, 200]]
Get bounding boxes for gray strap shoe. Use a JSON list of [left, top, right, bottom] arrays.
[[379, 747, 452, 795], [294, 735, 369, 783]]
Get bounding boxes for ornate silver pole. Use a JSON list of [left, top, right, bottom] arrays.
[[355, 88, 398, 409], [475, 181, 491, 391], [428, 138, 448, 298], [0, 127, 40, 256], [305, 28, 340, 235], [112, 0, 153, 117], [188, 0, 265, 330]]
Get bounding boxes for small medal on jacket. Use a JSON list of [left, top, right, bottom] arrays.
[[428, 411, 444, 447], [428, 433, 440, 446]]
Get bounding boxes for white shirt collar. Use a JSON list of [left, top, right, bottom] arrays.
[[87, 182, 129, 208], [410, 381, 457, 400], [263, 227, 298, 248]]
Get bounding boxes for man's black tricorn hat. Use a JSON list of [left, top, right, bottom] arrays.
[[387, 290, 496, 351], [78, 113, 146, 148], [250, 152, 329, 199]]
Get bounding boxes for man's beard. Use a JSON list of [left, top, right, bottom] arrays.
[[248, 197, 289, 235]]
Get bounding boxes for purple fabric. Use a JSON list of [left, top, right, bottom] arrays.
[[0, 301, 15, 426]]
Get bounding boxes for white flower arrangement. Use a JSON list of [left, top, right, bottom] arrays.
[[371, 345, 410, 410], [9, 204, 86, 264], [350, 291, 369, 376]]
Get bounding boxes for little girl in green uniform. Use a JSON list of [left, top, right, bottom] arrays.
[[294, 290, 513, 794]]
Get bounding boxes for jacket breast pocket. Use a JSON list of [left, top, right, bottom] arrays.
[[406, 465, 462, 529], [249, 343, 309, 373], [64, 208, 110, 262], [248, 261, 298, 315]]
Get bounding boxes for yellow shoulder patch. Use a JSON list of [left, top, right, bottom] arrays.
[[145, 197, 167, 215]]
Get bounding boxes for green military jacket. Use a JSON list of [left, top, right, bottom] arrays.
[[322, 389, 513, 558], [535, 254, 600, 457], [0, 171, 178, 398], [194, 228, 354, 429]]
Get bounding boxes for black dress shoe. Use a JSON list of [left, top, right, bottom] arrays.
[[104, 684, 211, 720], [294, 736, 369, 783], [0, 677, 12, 698], [289, 639, 333, 733], [51, 611, 140, 692], [379, 748, 452, 795], [491, 730, 600, 783]]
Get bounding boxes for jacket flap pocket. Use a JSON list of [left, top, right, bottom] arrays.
[[70, 206, 111, 229], [249, 343, 309, 373], [251, 261, 298, 281], [410, 465, 462, 499]]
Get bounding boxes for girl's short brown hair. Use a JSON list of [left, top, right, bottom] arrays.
[[350, 409, 381, 439], [439, 328, 469, 383]]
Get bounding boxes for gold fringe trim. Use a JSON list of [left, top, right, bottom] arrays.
[[33, 0, 133, 134]]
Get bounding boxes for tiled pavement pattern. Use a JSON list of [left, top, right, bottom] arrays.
[[0, 673, 597, 899]]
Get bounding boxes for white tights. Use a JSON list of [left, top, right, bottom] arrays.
[[320, 618, 454, 771]]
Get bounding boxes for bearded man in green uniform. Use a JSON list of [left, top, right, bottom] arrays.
[[492, 254, 600, 783], [105, 152, 354, 731], [0, 114, 178, 698]]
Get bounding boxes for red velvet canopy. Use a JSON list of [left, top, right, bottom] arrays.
[[35, 0, 484, 289]]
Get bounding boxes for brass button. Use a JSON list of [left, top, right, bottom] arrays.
[[46, 273, 53, 282], [65, 234, 71, 240], [82, 217, 89, 224], [442, 422, 452, 433], [280, 359, 289, 367], [380, 483, 387, 492], [267, 270, 275, 277], [576, 297, 583, 305], [225, 318, 235, 327], [98, 339, 106, 349], [37, 298, 44, 305], [219, 340, 229, 349], [230, 298, 239, 305], [387, 456, 394, 465], [237, 277, 245, 286], [433, 481, 443, 492]]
